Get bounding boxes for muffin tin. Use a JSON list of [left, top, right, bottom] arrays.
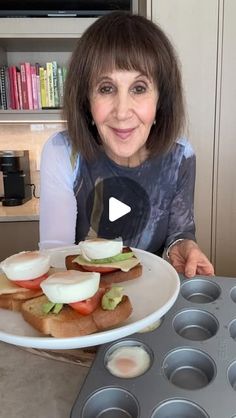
[[70, 275, 236, 418]]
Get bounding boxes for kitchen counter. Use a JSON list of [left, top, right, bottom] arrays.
[[0, 341, 89, 418], [0, 198, 39, 222]]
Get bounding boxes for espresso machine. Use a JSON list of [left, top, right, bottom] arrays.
[[0, 150, 32, 206]]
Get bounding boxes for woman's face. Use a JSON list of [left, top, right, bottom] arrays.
[[90, 70, 158, 167]]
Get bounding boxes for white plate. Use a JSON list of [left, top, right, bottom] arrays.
[[0, 248, 180, 349]]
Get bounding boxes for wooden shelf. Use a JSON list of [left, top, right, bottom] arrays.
[[0, 17, 97, 39], [0, 109, 66, 123]]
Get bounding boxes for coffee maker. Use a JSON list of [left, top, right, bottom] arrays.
[[0, 150, 32, 206]]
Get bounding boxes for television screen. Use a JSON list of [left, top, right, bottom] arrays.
[[0, 0, 134, 17]]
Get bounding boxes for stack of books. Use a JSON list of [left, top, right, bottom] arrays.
[[0, 61, 67, 110]]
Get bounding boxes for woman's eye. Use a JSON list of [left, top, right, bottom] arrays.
[[98, 85, 114, 94], [131, 84, 147, 94]]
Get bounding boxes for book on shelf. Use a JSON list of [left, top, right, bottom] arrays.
[[17, 71, 23, 110], [20, 63, 29, 109], [31, 65, 39, 110], [52, 61, 59, 108], [11, 66, 20, 110], [8, 66, 16, 109], [35, 63, 42, 110], [39, 67, 47, 108], [0, 66, 7, 110], [24, 62, 33, 110], [0, 61, 67, 112], [46, 62, 54, 108]]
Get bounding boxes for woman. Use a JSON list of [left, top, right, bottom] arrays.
[[40, 12, 214, 278]]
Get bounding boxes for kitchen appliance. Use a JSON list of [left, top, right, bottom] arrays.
[[0, 0, 140, 17], [0, 150, 32, 206]]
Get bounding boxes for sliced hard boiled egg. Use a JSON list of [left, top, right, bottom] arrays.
[[106, 346, 151, 378], [40, 270, 100, 303], [0, 251, 50, 281], [79, 238, 123, 261]]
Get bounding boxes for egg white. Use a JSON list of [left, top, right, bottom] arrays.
[[1, 251, 51, 281], [79, 238, 123, 261], [40, 270, 100, 303], [106, 346, 151, 378]]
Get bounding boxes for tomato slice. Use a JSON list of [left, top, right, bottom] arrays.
[[69, 287, 106, 315], [13, 273, 48, 290], [81, 265, 118, 274]]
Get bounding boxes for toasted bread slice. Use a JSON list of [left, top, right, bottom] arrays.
[[0, 289, 43, 312], [21, 295, 133, 338], [0, 272, 43, 311]]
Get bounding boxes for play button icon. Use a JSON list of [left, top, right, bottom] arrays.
[[109, 197, 131, 222], [86, 176, 151, 244]]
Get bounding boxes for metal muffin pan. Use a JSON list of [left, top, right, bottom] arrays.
[[71, 276, 236, 418]]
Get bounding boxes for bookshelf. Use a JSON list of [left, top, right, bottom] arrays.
[[0, 17, 97, 122]]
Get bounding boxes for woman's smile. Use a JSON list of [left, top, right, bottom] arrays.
[[110, 127, 136, 140]]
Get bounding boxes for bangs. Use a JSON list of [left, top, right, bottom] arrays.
[[87, 22, 157, 87]]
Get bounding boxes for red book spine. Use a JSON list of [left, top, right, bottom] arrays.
[[17, 71, 23, 109], [24, 62, 33, 110], [20, 63, 29, 109], [11, 66, 20, 110]]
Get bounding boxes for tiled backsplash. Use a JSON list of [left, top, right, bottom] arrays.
[[0, 122, 65, 198]]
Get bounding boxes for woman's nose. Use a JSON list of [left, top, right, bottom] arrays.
[[114, 92, 132, 120]]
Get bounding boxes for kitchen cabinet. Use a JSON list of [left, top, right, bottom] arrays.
[[152, 0, 218, 261], [0, 221, 39, 261], [213, 0, 236, 276], [152, 0, 235, 276]]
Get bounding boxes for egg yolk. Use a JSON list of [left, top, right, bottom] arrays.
[[114, 357, 137, 374]]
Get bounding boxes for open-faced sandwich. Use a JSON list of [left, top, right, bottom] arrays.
[[0, 241, 135, 338], [65, 238, 142, 285], [21, 270, 133, 338], [0, 251, 50, 311]]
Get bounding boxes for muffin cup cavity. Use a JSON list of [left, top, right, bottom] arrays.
[[228, 361, 236, 391], [82, 387, 139, 418], [173, 309, 219, 341], [181, 279, 221, 303], [229, 319, 236, 341], [151, 399, 209, 418], [162, 348, 216, 390], [230, 286, 236, 303]]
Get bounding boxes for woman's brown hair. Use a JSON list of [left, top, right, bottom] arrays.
[[64, 12, 185, 161]]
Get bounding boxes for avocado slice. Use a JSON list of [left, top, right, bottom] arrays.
[[81, 251, 134, 265], [42, 301, 63, 315], [102, 287, 124, 310]]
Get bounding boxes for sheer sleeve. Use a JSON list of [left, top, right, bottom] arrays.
[[165, 141, 196, 249], [39, 131, 79, 250]]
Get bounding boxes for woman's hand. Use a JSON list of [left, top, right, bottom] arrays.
[[168, 239, 214, 278]]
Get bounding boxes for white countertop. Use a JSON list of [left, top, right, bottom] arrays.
[[0, 198, 39, 222]]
